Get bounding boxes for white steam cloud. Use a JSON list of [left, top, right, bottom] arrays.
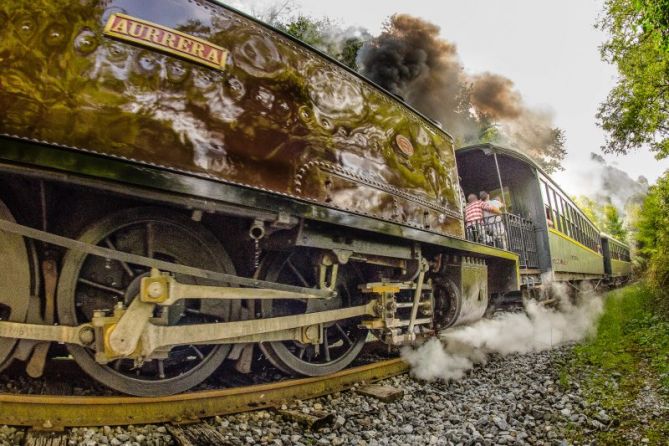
[[402, 287, 603, 382]]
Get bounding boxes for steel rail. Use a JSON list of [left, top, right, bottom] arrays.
[[0, 358, 408, 429]]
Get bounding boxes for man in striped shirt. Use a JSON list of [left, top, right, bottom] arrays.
[[465, 193, 484, 225], [464, 193, 499, 243]]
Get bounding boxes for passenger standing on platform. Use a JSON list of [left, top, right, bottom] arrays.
[[464, 194, 484, 242], [479, 191, 501, 218], [480, 191, 506, 249], [490, 195, 508, 249]]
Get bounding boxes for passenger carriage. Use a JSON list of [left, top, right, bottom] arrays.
[[455, 143, 632, 294], [601, 234, 632, 286]]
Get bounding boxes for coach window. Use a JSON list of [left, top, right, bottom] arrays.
[[564, 200, 572, 238], [588, 227, 595, 250], [559, 197, 568, 236], [544, 184, 553, 226], [583, 217, 592, 246], [588, 228, 594, 250], [556, 193, 567, 234], [547, 188, 558, 231], [577, 214, 585, 244], [561, 198, 570, 237], [574, 213, 581, 243], [566, 202, 576, 239], [541, 181, 552, 224], [561, 197, 569, 235], [548, 188, 557, 230], [583, 224, 588, 244], [569, 205, 577, 239], [574, 213, 583, 244], [583, 218, 592, 246]]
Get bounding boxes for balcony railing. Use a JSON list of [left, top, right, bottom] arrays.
[[465, 213, 539, 269]]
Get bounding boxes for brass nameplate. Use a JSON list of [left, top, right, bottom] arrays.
[[103, 13, 228, 70]]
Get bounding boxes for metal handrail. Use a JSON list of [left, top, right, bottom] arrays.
[[465, 213, 538, 268]]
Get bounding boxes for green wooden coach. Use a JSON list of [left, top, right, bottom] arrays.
[[456, 143, 632, 293]]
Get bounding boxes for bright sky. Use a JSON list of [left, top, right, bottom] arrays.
[[229, 0, 668, 193]]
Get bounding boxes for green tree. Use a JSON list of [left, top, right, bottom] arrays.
[[636, 172, 669, 303], [635, 0, 669, 51], [338, 37, 364, 71], [275, 15, 366, 70], [279, 15, 331, 49], [573, 195, 605, 228], [539, 127, 567, 175], [603, 203, 627, 240], [597, 0, 669, 157]]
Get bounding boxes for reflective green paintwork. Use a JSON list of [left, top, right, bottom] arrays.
[[0, 0, 463, 238]]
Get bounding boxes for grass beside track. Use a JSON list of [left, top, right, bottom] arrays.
[[563, 284, 669, 445]]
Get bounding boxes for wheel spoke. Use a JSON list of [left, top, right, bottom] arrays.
[[323, 327, 331, 362], [77, 278, 125, 297], [103, 238, 135, 278], [335, 323, 353, 345], [190, 345, 204, 360], [286, 259, 310, 288], [297, 346, 306, 359], [157, 359, 166, 379], [146, 222, 154, 258]]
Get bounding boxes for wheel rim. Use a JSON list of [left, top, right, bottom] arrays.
[[0, 199, 31, 370], [258, 251, 367, 376], [57, 207, 239, 396]]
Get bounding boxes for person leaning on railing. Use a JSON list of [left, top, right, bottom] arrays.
[[464, 192, 499, 244], [479, 191, 507, 249]]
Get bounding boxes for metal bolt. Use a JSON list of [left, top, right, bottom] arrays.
[[147, 281, 163, 299], [78, 327, 95, 345]]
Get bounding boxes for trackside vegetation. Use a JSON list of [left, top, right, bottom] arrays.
[[564, 285, 669, 444], [562, 160, 669, 444]]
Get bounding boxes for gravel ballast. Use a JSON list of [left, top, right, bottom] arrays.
[[0, 344, 624, 446]]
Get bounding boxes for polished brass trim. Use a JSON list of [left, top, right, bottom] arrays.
[[103, 13, 229, 71]]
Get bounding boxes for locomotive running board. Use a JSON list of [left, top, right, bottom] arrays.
[[0, 218, 333, 298]]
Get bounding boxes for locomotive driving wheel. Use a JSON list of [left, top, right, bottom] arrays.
[[57, 207, 240, 396], [0, 199, 32, 371], [257, 251, 368, 376]]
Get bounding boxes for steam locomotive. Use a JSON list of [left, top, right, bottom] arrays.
[[0, 0, 630, 396]]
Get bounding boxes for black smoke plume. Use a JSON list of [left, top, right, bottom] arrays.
[[357, 14, 566, 173]]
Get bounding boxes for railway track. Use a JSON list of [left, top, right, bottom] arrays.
[[0, 358, 408, 430]]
